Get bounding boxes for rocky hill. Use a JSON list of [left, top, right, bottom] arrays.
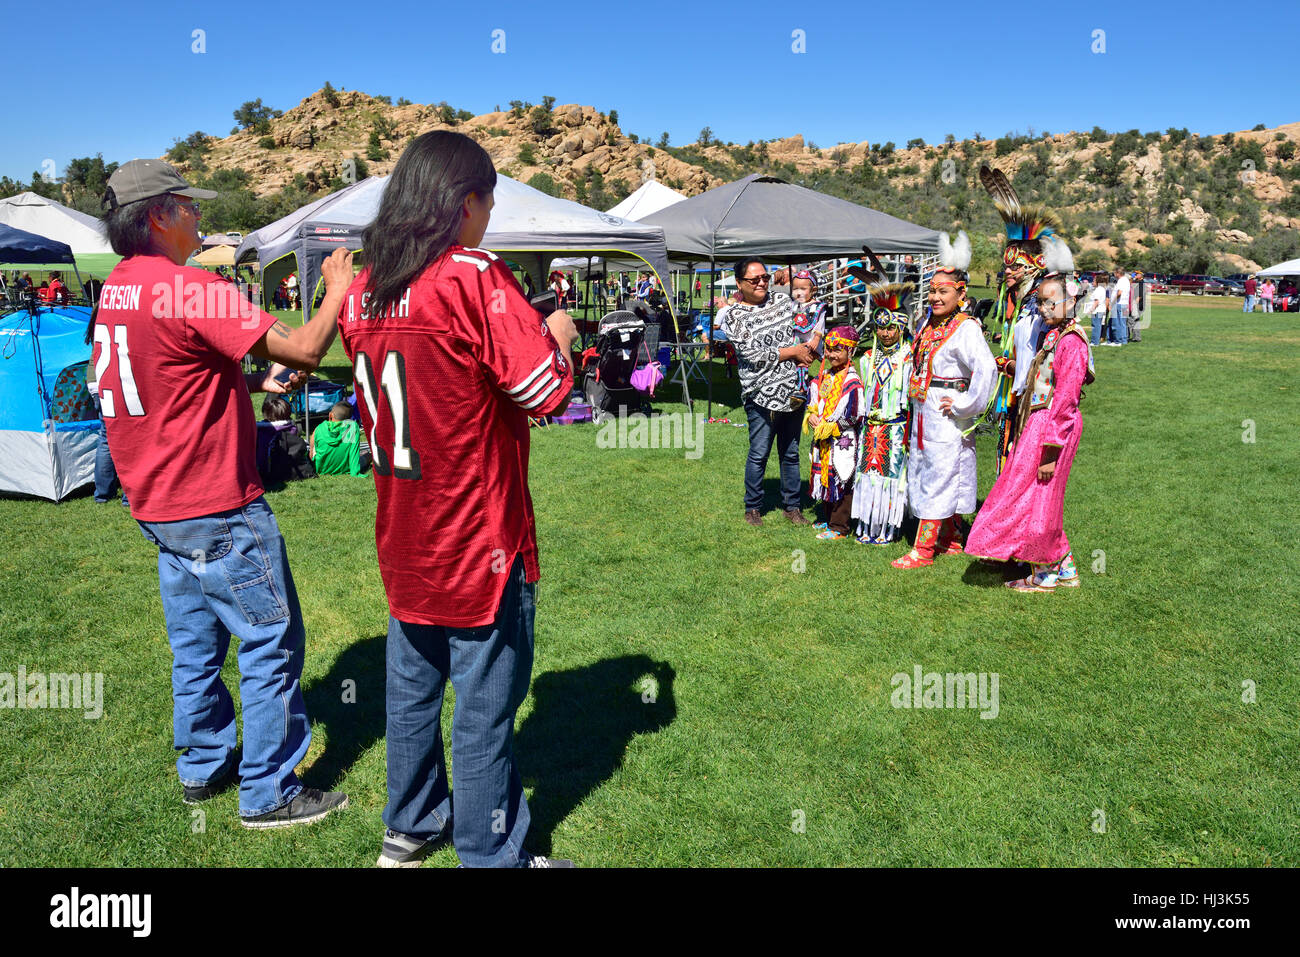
[[173, 88, 715, 207], [156, 87, 1300, 274]]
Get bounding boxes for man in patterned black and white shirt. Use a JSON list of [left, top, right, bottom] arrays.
[[721, 257, 816, 527]]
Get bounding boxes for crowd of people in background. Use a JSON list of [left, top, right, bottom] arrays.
[[1, 269, 72, 305], [1080, 269, 1143, 347], [271, 272, 300, 311], [1242, 274, 1281, 313]]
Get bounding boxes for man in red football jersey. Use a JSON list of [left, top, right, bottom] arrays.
[[97, 158, 353, 828], [341, 131, 578, 868]]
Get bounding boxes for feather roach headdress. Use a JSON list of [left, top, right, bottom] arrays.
[[979, 163, 1062, 271], [867, 282, 914, 328]]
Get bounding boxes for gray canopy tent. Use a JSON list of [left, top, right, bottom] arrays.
[[637, 173, 942, 414], [638, 173, 940, 261]]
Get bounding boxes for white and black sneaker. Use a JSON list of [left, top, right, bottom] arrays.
[[376, 828, 450, 868], [524, 853, 575, 868], [240, 788, 348, 829]]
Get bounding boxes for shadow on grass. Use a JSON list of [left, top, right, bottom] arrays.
[[960, 558, 1026, 587], [301, 633, 386, 790], [517, 655, 676, 853], [300, 641, 677, 851]]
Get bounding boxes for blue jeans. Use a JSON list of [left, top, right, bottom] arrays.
[[385, 555, 535, 867], [91, 397, 126, 505], [744, 399, 803, 511], [1110, 304, 1129, 344], [1243, 295, 1255, 313], [137, 496, 310, 816], [1090, 312, 1106, 345]]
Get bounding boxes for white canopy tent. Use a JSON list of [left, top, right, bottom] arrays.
[[0, 192, 112, 254], [235, 173, 672, 316], [1257, 257, 1300, 277], [607, 180, 687, 221], [235, 172, 690, 407], [552, 180, 687, 276], [202, 232, 243, 248]]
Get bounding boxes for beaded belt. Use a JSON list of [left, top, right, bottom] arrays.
[[929, 376, 970, 392]]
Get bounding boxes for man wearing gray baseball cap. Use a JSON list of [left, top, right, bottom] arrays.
[[97, 158, 355, 828]]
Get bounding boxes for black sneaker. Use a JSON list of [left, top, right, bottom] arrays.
[[240, 787, 348, 829], [181, 757, 239, 805], [376, 827, 451, 868], [524, 853, 575, 868]]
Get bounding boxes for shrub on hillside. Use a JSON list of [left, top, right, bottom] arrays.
[[528, 172, 559, 196]]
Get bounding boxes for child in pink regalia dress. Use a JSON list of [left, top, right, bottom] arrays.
[[965, 257, 1093, 592]]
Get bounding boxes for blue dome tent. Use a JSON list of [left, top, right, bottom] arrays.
[[0, 224, 98, 500]]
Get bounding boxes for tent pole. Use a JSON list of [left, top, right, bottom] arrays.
[[70, 261, 86, 302], [663, 265, 690, 411], [583, 257, 592, 347], [707, 256, 714, 421]]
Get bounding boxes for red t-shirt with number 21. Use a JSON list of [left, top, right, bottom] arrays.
[[95, 255, 278, 522]]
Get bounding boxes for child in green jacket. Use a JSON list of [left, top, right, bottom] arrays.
[[310, 402, 364, 476]]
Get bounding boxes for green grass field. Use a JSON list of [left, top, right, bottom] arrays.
[[1, 298, 1296, 867]]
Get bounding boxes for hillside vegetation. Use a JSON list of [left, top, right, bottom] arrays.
[[5, 86, 1297, 275]]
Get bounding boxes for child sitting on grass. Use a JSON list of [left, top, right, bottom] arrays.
[[310, 401, 365, 476], [258, 395, 315, 483], [806, 325, 864, 540]]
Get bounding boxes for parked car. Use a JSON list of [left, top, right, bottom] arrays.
[[1166, 274, 1231, 295], [1210, 277, 1245, 295]]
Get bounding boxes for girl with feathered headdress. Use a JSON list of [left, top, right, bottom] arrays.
[[893, 230, 997, 569], [852, 282, 914, 545]]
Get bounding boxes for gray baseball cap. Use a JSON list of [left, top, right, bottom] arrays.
[[104, 159, 217, 209]]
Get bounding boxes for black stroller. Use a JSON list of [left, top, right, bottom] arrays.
[[582, 310, 660, 424]]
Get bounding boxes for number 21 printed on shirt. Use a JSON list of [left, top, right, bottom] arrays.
[[93, 324, 145, 417], [354, 349, 421, 479]]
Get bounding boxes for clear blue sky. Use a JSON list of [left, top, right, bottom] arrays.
[[8, 0, 1294, 183]]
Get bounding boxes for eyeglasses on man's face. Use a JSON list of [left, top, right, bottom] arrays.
[[741, 274, 770, 285]]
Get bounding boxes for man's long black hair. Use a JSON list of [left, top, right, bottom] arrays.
[[362, 130, 497, 320]]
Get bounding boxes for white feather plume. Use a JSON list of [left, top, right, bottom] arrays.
[[938, 230, 971, 272], [1042, 235, 1075, 275]]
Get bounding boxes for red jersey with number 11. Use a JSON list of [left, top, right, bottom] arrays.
[[339, 245, 572, 627]]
